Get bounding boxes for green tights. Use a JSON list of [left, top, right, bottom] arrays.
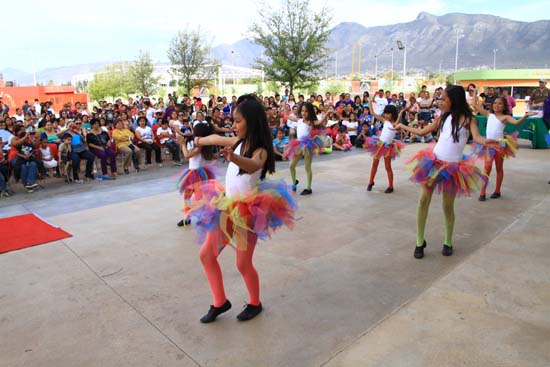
[[416, 185, 456, 247], [290, 151, 312, 190]]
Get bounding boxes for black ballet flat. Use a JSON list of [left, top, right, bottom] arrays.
[[490, 192, 501, 199], [200, 300, 232, 323], [367, 182, 374, 191], [414, 240, 427, 259], [478, 195, 486, 202], [442, 245, 453, 256], [236, 303, 263, 321]]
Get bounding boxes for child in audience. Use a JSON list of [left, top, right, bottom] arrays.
[[272, 128, 289, 161], [58, 134, 72, 181], [39, 138, 58, 174], [333, 126, 353, 151]]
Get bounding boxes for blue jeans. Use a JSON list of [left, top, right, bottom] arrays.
[[70, 150, 95, 180], [21, 161, 38, 185], [418, 111, 431, 124], [0, 171, 6, 191]]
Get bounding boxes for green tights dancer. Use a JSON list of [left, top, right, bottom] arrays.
[[415, 185, 457, 258], [289, 150, 313, 196]]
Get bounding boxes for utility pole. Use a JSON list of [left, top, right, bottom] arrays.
[[358, 41, 362, 76], [335, 51, 338, 80], [455, 29, 464, 73], [351, 44, 355, 75], [391, 48, 394, 80]]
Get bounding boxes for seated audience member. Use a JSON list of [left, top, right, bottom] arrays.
[[342, 112, 359, 146], [0, 144, 10, 196], [39, 138, 58, 174], [58, 134, 72, 180], [66, 122, 96, 182], [135, 116, 162, 166], [333, 126, 353, 151], [272, 128, 289, 161], [112, 118, 141, 174], [157, 120, 181, 164], [87, 119, 117, 177]]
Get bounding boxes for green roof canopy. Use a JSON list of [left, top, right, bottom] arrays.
[[454, 69, 550, 81]]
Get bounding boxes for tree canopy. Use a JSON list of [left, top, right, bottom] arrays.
[[87, 62, 133, 101], [129, 51, 159, 96], [167, 28, 217, 95], [249, 0, 332, 95]]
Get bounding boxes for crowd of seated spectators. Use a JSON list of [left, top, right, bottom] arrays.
[[1, 83, 537, 197]]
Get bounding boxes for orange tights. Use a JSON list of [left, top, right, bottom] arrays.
[[199, 231, 260, 307], [368, 157, 393, 188], [480, 152, 504, 196]]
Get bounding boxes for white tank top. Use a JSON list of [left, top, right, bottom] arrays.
[[296, 119, 312, 139], [225, 142, 262, 199], [433, 115, 470, 162], [379, 121, 396, 144], [187, 141, 206, 170], [486, 113, 505, 140]]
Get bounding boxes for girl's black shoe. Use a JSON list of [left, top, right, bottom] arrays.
[[236, 303, 263, 321], [200, 300, 232, 323], [384, 187, 394, 194], [478, 195, 486, 201], [177, 219, 184, 227], [367, 182, 374, 191], [300, 189, 312, 195], [185, 218, 191, 225], [490, 192, 501, 199], [442, 245, 453, 256], [414, 240, 427, 259]]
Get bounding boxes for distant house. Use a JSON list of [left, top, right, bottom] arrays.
[[454, 69, 550, 114], [0, 85, 88, 114]]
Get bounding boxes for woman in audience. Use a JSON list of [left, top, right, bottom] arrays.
[[87, 119, 117, 177], [112, 118, 141, 174]]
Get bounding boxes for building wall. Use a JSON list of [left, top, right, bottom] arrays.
[[0, 86, 88, 115]]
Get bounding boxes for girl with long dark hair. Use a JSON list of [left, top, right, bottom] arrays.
[[189, 94, 296, 323], [397, 85, 499, 258]]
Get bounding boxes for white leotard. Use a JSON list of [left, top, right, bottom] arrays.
[[379, 121, 397, 144], [296, 119, 312, 139], [433, 115, 470, 162], [187, 141, 206, 170], [486, 113, 505, 140], [225, 142, 262, 199]]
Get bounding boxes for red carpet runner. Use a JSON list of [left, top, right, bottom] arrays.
[[0, 214, 72, 253]]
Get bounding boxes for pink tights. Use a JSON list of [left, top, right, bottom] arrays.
[[199, 230, 260, 307]]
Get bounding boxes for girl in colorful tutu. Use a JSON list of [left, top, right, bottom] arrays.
[[471, 92, 536, 201], [189, 94, 296, 323], [284, 102, 329, 195], [363, 101, 406, 193], [397, 85, 499, 259], [176, 122, 217, 227]]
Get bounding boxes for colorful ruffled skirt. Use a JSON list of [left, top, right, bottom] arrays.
[[176, 166, 216, 198], [471, 132, 518, 160], [283, 130, 326, 159], [406, 145, 488, 196], [185, 179, 297, 252], [363, 137, 405, 160]]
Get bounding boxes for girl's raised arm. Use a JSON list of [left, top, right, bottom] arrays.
[[195, 134, 239, 148]]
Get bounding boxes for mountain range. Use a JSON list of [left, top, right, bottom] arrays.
[[2, 12, 549, 85]]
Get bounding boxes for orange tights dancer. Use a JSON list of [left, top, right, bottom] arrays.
[[367, 156, 394, 193], [198, 230, 260, 322], [479, 152, 504, 199]]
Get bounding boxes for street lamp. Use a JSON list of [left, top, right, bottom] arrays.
[[390, 47, 394, 80], [493, 49, 498, 70], [396, 40, 406, 95], [454, 29, 464, 73]]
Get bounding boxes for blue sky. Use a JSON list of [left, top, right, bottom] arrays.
[[2, 0, 548, 72]]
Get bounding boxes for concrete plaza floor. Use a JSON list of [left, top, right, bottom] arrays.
[[1, 142, 549, 367]]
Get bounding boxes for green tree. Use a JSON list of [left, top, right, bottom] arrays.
[[87, 63, 133, 101], [250, 0, 331, 95], [167, 28, 217, 95], [129, 51, 159, 96]]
